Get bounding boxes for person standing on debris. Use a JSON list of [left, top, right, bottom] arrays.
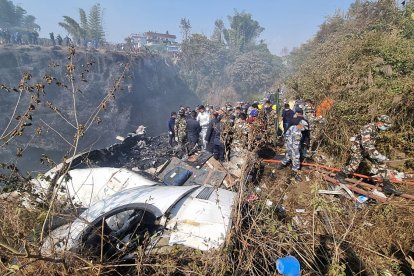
[[185, 106, 192, 118], [174, 108, 187, 147], [168, 112, 176, 147], [247, 103, 259, 123], [303, 99, 317, 154], [205, 111, 225, 162], [303, 99, 316, 123], [205, 111, 219, 153], [264, 100, 273, 114], [288, 109, 310, 161], [233, 112, 249, 148], [186, 110, 202, 155], [293, 97, 303, 113], [196, 105, 210, 150], [277, 119, 309, 181], [335, 115, 401, 195], [282, 103, 295, 134], [233, 106, 242, 119]]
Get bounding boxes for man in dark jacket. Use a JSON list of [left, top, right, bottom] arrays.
[[282, 103, 295, 134], [205, 112, 225, 161], [186, 110, 201, 155], [168, 112, 176, 147]]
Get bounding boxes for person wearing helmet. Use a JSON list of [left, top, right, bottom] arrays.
[[276, 119, 309, 181], [336, 115, 401, 195]]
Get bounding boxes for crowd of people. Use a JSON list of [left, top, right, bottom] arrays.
[[0, 28, 39, 45], [167, 98, 315, 166], [166, 96, 402, 194]]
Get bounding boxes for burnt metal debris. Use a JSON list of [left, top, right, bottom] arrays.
[[68, 133, 173, 171]]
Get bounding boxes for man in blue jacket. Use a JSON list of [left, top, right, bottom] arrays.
[[282, 103, 295, 134]]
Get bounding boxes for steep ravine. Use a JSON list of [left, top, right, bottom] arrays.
[[0, 45, 199, 173]]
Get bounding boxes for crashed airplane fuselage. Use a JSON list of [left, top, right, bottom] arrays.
[[36, 134, 236, 258]]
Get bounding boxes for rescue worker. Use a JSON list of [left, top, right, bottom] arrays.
[[233, 106, 242, 119], [205, 111, 219, 153], [232, 113, 248, 148], [303, 99, 317, 156], [205, 112, 225, 162], [288, 109, 310, 161], [196, 105, 210, 150], [293, 97, 303, 113], [282, 103, 295, 134], [303, 99, 316, 124], [335, 115, 401, 195], [186, 110, 201, 155], [247, 103, 259, 123], [264, 100, 272, 114], [276, 119, 309, 181], [174, 108, 187, 147], [168, 112, 176, 147]]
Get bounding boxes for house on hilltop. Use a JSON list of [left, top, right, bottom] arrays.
[[129, 31, 177, 49], [145, 32, 176, 45]]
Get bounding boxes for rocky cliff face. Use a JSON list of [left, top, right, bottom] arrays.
[[0, 45, 199, 172]]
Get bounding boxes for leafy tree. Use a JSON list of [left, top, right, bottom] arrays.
[[211, 19, 225, 44], [315, 11, 345, 43], [21, 15, 40, 32], [59, 4, 105, 45], [180, 18, 191, 41], [228, 50, 276, 96], [79, 8, 89, 40], [0, 0, 40, 31], [179, 10, 285, 101], [58, 16, 83, 43], [180, 33, 230, 97], [88, 4, 105, 43], [0, 0, 16, 28], [285, 0, 414, 161], [224, 11, 264, 52]]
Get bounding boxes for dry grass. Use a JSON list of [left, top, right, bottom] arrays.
[[1, 155, 413, 275]]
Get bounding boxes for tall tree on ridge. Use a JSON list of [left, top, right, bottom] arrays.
[[180, 18, 191, 41], [225, 10, 264, 53], [88, 4, 105, 43], [59, 4, 105, 45], [211, 19, 225, 44]]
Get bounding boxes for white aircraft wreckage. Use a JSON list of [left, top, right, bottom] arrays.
[[33, 133, 238, 259]]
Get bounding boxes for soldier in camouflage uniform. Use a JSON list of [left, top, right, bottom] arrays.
[[303, 99, 316, 124], [174, 108, 187, 147], [220, 111, 234, 161], [303, 99, 320, 156], [277, 119, 309, 181], [336, 115, 401, 195]]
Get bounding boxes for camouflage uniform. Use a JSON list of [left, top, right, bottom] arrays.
[[304, 101, 327, 154], [342, 122, 388, 178], [303, 102, 316, 125], [220, 114, 234, 161], [232, 119, 249, 149], [281, 125, 304, 171], [174, 115, 187, 145]]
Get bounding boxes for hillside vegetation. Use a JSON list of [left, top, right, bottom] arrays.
[[1, 1, 414, 275], [286, 0, 414, 168]]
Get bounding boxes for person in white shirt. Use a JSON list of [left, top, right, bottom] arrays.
[[196, 105, 210, 150]]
